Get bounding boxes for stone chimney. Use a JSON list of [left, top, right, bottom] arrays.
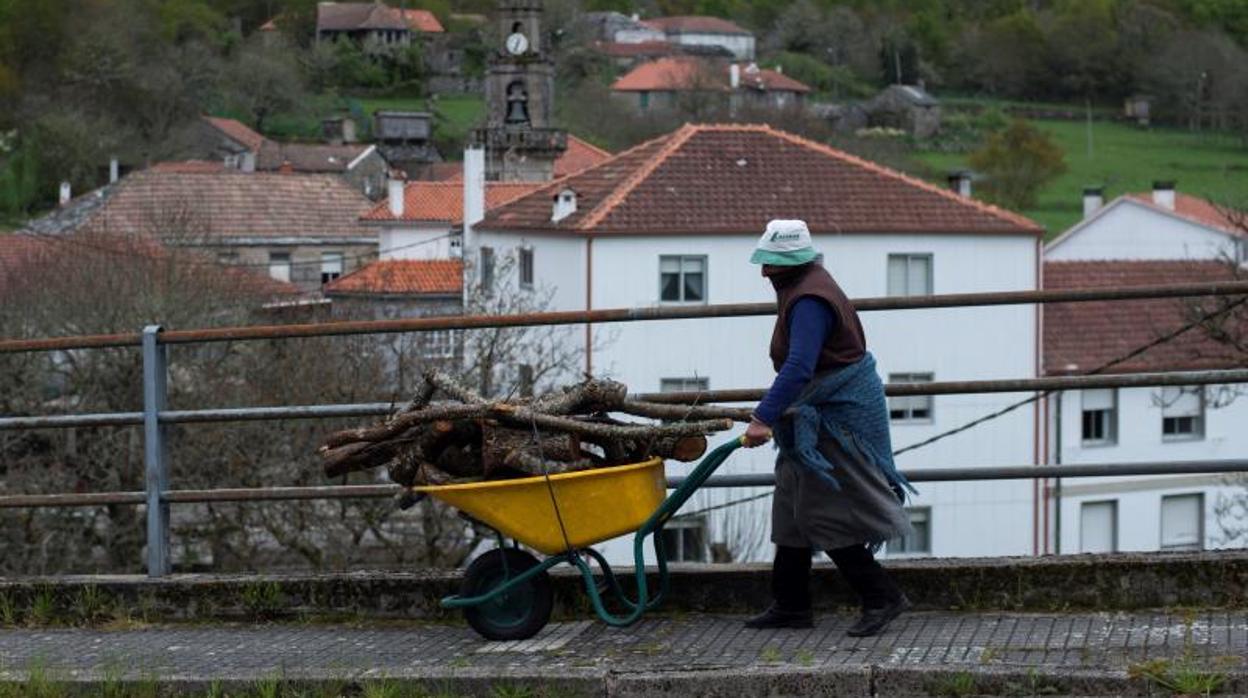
[[241, 151, 256, 173], [387, 173, 406, 218], [462, 146, 486, 248], [109, 157, 119, 184], [58, 181, 72, 206], [552, 189, 577, 222], [1082, 187, 1104, 219], [1152, 181, 1176, 211], [729, 63, 740, 89], [947, 170, 972, 198]]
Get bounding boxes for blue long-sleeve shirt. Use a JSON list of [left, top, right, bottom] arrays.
[[754, 297, 837, 426]]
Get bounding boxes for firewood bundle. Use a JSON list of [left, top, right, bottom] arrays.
[[318, 370, 750, 495]]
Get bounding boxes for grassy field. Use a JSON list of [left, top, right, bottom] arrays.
[[915, 120, 1248, 236], [261, 93, 486, 153]]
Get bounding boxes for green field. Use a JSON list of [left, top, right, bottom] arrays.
[[261, 93, 486, 152], [915, 120, 1248, 236]]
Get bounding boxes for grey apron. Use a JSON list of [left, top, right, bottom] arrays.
[[771, 427, 913, 551]]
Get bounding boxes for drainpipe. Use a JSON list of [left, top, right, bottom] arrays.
[[1054, 390, 1063, 554]]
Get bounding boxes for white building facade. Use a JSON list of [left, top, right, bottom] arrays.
[[469, 124, 1047, 564], [1043, 183, 1248, 555]]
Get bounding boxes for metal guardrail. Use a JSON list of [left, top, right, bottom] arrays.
[[2, 282, 1247, 576], [2, 280, 1247, 353]]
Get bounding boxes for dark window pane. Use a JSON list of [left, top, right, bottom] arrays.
[[683, 272, 703, 301], [661, 273, 680, 301]]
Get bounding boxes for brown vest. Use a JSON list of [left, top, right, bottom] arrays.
[[769, 264, 866, 373]]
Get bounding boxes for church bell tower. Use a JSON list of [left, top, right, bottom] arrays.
[[473, 0, 567, 182]]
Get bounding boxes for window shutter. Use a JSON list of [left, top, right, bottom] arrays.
[[1082, 389, 1114, 411]]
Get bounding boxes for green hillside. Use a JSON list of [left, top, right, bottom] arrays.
[[916, 120, 1248, 236]]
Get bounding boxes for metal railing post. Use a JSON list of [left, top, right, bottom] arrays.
[[142, 325, 171, 577]]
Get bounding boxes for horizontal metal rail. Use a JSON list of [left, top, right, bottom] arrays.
[[3, 280, 1246, 353], [3, 460, 1245, 509], [4, 368, 1246, 431]]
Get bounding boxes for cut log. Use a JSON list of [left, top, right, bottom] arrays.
[[647, 435, 708, 462], [505, 451, 597, 476], [320, 403, 485, 450], [425, 369, 486, 404], [533, 379, 628, 415], [481, 423, 580, 475], [619, 400, 752, 423]]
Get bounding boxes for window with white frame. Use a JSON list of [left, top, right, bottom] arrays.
[[888, 373, 933, 423], [421, 330, 457, 359], [268, 251, 291, 283], [888, 507, 931, 554], [660, 377, 709, 394], [320, 252, 343, 284], [659, 255, 707, 303], [479, 246, 495, 292], [1081, 389, 1117, 445], [1160, 386, 1204, 440], [1080, 500, 1117, 553], [1160, 493, 1204, 551], [519, 246, 534, 288], [886, 253, 933, 297], [660, 517, 707, 562]]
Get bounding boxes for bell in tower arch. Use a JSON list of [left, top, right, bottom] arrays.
[[505, 81, 530, 125]]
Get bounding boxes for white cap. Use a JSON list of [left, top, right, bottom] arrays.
[[749, 219, 818, 266]]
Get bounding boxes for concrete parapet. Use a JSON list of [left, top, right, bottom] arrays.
[[0, 551, 1244, 625]]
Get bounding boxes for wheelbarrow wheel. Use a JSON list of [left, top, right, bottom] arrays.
[[461, 548, 553, 641]]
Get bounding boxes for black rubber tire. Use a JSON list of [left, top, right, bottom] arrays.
[[461, 548, 553, 641]]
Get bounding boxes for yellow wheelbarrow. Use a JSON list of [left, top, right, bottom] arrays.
[[413, 438, 742, 641]]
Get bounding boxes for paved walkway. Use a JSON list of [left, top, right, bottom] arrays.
[[2, 610, 1247, 695]]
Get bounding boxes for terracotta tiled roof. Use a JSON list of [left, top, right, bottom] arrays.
[[478, 123, 1043, 236], [401, 8, 444, 32], [1, 231, 299, 299], [413, 162, 467, 181], [612, 57, 728, 92], [256, 142, 376, 173], [593, 41, 679, 58], [150, 160, 229, 174], [362, 182, 542, 223], [642, 16, 751, 35], [63, 169, 375, 240], [1044, 260, 1245, 374], [203, 116, 266, 153], [612, 58, 809, 93], [324, 259, 462, 295], [556, 136, 613, 177], [318, 2, 408, 31], [1124, 192, 1246, 237]]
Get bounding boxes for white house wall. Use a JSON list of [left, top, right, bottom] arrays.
[[379, 223, 457, 260], [476, 229, 1041, 563], [672, 33, 755, 60], [1049, 386, 1248, 553], [1046, 202, 1239, 262]]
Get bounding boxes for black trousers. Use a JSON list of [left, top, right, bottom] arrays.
[[772, 544, 902, 611]]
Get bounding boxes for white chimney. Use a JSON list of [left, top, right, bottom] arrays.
[[109, 157, 119, 184], [552, 189, 577, 222], [59, 181, 71, 206], [463, 145, 486, 249], [387, 174, 405, 218], [1082, 187, 1104, 219], [241, 151, 256, 173], [729, 63, 740, 89], [947, 170, 972, 198], [1152, 181, 1176, 210]]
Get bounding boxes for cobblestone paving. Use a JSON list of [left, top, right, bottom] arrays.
[[1, 610, 1245, 683]]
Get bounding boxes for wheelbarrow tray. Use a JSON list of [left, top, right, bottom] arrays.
[[412, 458, 665, 555]]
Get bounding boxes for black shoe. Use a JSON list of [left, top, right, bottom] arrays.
[[744, 603, 814, 629], [845, 595, 911, 637]]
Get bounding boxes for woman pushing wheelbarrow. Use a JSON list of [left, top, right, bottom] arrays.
[[741, 219, 917, 638]]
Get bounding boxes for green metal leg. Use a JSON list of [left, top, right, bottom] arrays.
[[441, 553, 566, 609], [574, 438, 744, 627]]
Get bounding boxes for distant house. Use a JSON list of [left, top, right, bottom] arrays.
[[23, 168, 378, 294], [865, 84, 941, 138], [611, 58, 810, 113], [641, 16, 755, 61], [316, 2, 444, 48], [192, 116, 390, 199], [410, 135, 611, 181], [591, 40, 681, 69], [579, 11, 666, 44]]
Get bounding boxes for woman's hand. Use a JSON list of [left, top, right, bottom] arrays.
[[742, 417, 773, 448]]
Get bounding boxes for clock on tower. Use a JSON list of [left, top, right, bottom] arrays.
[[472, 0, 567, 182]]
